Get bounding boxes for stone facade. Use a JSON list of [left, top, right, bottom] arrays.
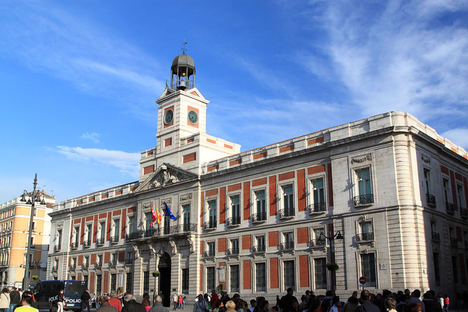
[[47, 55, 468, 303]]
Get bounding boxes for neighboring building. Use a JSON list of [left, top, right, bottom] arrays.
[[47, 53, 468, 303], [0, 191, 55, 288]]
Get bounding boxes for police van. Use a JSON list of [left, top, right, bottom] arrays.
[[34, 280, 87, 311]]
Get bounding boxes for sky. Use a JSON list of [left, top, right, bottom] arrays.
[[0, 0, 467, 202]]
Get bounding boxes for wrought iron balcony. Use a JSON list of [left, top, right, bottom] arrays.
[[126, 231, 143, 240], [202, 221, 217, 231], [170, 223, 197, 234], [83, 240, 91, 248], [53, 245, 61, 253], [81, 264, 89, 270], [309, 202, 326, 214], [96, 238, 105, 246], [71, 242, 78, 250], [278, 209, 295, 220], [110, 236, 119, 245], [70, 265, 76, 271], [251, 212, 267, 223], [426, 194, 436, 207], [125, 258, 134, 265], [356, 232, 374, 242], [226, 216, 241, 227], [308, 238, 326, 248], [353, 194, 374, 207], [279, 241, 294, 251], [226, 248, 239, 256], [203, 251, 215, 258], [460, 208, 468, 219], [251, 245, 265, 254], [446, 202, 455, 215], [144, 228, 159, 237], [431, 232, 440, 242], [110, 260, 118, 268], [94, 263, 102, 270]]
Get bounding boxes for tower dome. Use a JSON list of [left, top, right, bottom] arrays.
[[170, 52, 196, 90]]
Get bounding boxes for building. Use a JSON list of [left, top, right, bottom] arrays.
[[47, 52, 468, 303], [0, 191, 55, 288]]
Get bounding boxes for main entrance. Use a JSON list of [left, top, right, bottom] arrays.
[[158, 252, 171, 307]]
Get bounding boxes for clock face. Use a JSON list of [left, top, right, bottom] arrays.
[[164, 109, 174, 125], [188, 110, 198, 124]]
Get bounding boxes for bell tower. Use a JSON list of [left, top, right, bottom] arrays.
[[139, 50, 241, 179]]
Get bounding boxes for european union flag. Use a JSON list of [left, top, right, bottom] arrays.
[[164, 202, 177, 220]]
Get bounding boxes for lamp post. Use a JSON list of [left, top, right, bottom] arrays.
[[20, 173, 45, 290], [319, 229, 343, 293]]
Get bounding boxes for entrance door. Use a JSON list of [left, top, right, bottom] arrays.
[[158, 253, 171, 307]]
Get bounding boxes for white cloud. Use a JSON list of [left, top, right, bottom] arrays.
[[56, 146, 140, 177], [81, 132, 100, 144], [442, 128, 468, 149]]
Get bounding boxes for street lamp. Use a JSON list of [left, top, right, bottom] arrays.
[[319, 230, 343, 293], [20, 173, 45, 290]]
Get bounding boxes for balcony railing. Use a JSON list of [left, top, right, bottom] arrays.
[[83, 240, 91, 248], [126, 231, 143, 240], [110, 260, 118, 268], [460, 208, 468, 219], [170, 223, 197, 234], [81, 264, 89, 270], [96, 238, 105, 246], [280, 241, 294, 251], [71, 242, 78, 250], [226, 248, 239, 256], [278, 209, 295, 220], [125, 258, 134, 265], [431, 232, 440, 242], [356, 232, 374, 242], [446, 202, 455, 215], [110, 236, 119, 245], [251, 245, 266, 254], [251, 212, 267, 223], [226, 217, 241, 227], [308, 238, 326, 248], [353, 194, 374, 207], [426, 194, 436, 207], [95, 263, 102, 270], [202, 221, 217, 231], [203, 251, 215, 258], [309, 202, 326, 214], [70, 265, 76, 271], [145, 228, 159, 237], [54, 245, 61, 253]]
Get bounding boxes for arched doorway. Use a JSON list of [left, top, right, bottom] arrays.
[[158, 252, 171, 307]]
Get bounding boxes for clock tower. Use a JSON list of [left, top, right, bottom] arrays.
[[139, 52, 240, 179]]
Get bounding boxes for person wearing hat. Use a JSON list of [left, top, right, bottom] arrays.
[[97, 296, 118, 312], [121, 294, 145, 312]]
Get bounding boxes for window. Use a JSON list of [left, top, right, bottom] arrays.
[[355, 167, 373, 204], [183, 205, 191, 231], [111, 273, 117, 291], [230, 265, 239, 292], [32, 222, 35, 232], [57, 229, 62, 250], [86, 224, 92, 245], [256, 236, 265, 252], [97, 255, 103, 266], [256, 263, 266, 291], [313, 228, 325, 246], [423, 169, 431, 195], [255, 190, 266, 220], [145, 212, 152, 230], [84, 256, 89, 268], [207, 267, 215, 291], [284, 260, 295, 289], [433, 253, 440, 286], [208, 200, 217, 228], [230, 195, 240, 225], [359, 221, 374, 241], [74, 226, 80, 246], [230, 239, 239, 255], [283, 185, 295, 216], [443, 178, 450, 204], [207, 242, 215, 256], [314, 258, 327, 289], [361, 253, 376, 287], [452, 256, 458, 284], [126, 272, 133, 294], [164, 214, 170, 234], [143, 271, 149, 293], [71, 258, 76, 268], [96, 274, 102, 295], [312, 178, 325, 212], [457, 184, 465, 209], [128, 216, 135, 234], [283, 232, 294, 250], [99, 221, 106, 243], [112, 219, 120, 242], [182, 269, 189, 294]]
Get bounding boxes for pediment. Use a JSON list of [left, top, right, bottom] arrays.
[[135, 163, 198, 192]]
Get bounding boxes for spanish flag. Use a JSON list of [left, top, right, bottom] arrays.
[[150, 204, 162, 226]]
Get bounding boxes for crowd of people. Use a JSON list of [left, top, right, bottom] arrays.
[[0, 287, 41, 312]]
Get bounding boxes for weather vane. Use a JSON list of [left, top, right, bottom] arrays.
[[182, 41, 188, 54]]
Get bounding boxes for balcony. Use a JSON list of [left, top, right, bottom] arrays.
[[426, 193, 436, 208], [144, 228, 159, 237], [202, 221, 217, 231], [170, 223, 196, 235], [446, 202, 455, 215], [279, 241, 294, 251], [353, 194, 374, 207], [251, 212, 267, 224], [126, 231, 143, 240], [308, 202, 326, 214], [96, 238, 105, 246], [53, 245, 61, 253], [110, 236, 119, 245], [278, 209, 295, 220], [81, 264, 89, 270], [125, 258, 134, 265], [308, 238, 326, 248], [356, 232, 374, 242], [226, 248, 239, 256], [431, 232, 440, 243], [460, 208, 468, 219], [251, 245, 265, 254], [226, 217, 241, 228], [94, 263, 102, 270], [203, 251, 215, 259], [70, 265, 76, 271], [71, 242, 78, 250], [83, 240, 91, 249]]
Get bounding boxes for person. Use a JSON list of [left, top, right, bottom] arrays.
[[13, 293, 38, 312], [329, 296, 340, 312], [279, 288, 298, 312], [408, 290, 425, 312], [9, 288, 20, 312], [0, 289, 10, 312], [121, 294, 145, 312], [98, 296, 118, 312], [357, 290, 380, 312], [225, 301, 236, 312], [193, 295, 209, 312], [173, 294, 178, 311], [109, 293, 122, 312], [249, 300, 256, 312], [342, 296, 358, 312], [142, 298, 151, 312], [82, 289, 91, 312], [443, 295, 449, 312], [150, 296, 168, 312], [210, 291, 219, 312], [57, 290, 64, 312], [177, 296, 183, 310], [385, 297, 397, 312]]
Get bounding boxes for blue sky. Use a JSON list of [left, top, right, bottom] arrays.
[[1, 0, 467, 202]]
